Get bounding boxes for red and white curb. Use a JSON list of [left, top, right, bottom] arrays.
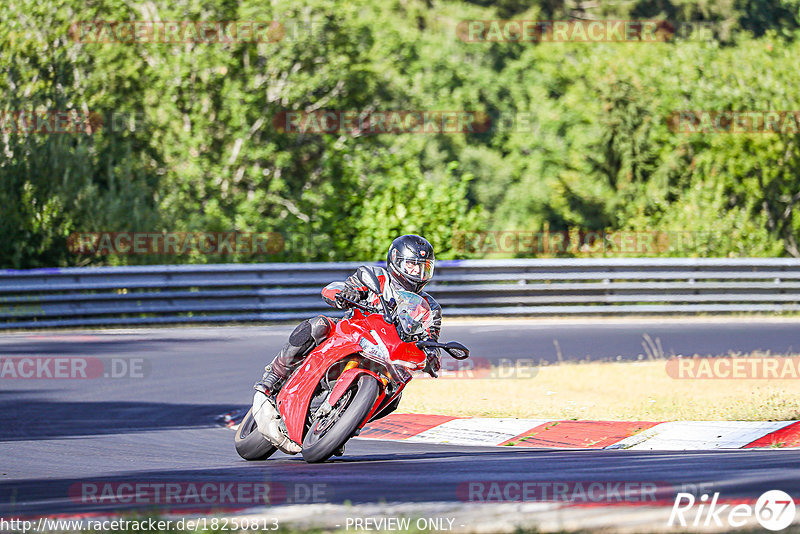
[[218, 411, 800, 450], [356, 414, 800, 450]]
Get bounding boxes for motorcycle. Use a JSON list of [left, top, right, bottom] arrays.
[[235, 267, 470, 463]]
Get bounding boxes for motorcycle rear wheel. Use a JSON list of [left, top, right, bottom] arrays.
[[301, 375, 379, 463], [234, 407, 278, 461]]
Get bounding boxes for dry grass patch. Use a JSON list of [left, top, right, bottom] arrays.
[[398, 355, 800, 420]]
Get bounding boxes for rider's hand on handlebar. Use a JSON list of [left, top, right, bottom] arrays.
[[423, 347, 441, 378], [336, 286, 365, 309]]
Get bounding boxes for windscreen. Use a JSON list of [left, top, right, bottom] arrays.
[[393, 290, 433, 340]]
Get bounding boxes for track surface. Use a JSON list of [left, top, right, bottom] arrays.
[[1, 318, 799, 362], [2, 320, 800, 517]]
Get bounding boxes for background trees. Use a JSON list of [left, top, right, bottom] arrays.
[[2, 0, 799, 267]]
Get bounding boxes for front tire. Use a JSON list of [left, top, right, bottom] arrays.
[[234, 407, 278, 461], [302, 375, 380, 463]]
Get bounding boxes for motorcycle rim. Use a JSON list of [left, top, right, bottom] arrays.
[[301, 375, 379, 463]]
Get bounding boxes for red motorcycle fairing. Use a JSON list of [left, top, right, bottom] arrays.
[[275, 309, 427, 445], [327, 367, 378, 407], [275, 335, 362, 445]]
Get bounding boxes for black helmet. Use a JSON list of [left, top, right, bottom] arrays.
[[387, 235, 435, 293]]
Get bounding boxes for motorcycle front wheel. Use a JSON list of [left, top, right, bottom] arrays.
[[301, 375, 379, 463], [234, 407, 278, 461]]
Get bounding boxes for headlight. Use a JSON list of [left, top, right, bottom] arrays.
[[359, 331, 410, 383], [359, 334, 390, 362]]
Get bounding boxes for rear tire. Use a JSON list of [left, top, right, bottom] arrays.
[[234, 407, 278, 461], [302, 375, 380, 463]]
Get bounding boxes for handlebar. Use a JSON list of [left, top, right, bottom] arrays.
[[337, 292, 393, 324], [337, 296, 381, 315]]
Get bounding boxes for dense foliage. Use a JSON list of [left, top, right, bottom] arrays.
[[2, 0, 799, 267]]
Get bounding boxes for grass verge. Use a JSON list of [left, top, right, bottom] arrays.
[[399, 353, 800, 420]]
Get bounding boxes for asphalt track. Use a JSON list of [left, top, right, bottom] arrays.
[[1, 319, 800, 519]]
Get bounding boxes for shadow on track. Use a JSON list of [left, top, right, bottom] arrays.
[[0, 398, 237, 442], [0, 337, 221, 355], [0, 448, 586, 517]]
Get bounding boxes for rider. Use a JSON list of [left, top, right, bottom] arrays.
[[253, 234, 443, 401]]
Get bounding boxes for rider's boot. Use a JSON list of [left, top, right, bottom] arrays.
[[253, 364, 285, 398]]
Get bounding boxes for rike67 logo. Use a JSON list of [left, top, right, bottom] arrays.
[[669, 490, 796, 531]]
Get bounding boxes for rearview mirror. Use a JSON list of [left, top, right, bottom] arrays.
[[357, 266, 382, 296], [444, 341, 470, 360]]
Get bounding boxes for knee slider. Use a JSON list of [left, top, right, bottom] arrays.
[[288, 320, 313, 347], [309, 315, 333, 344]]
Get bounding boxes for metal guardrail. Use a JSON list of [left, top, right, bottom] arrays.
[[1, 258, 799, 329]]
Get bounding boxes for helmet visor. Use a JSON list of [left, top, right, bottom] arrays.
[[398, 257, 434, 283]]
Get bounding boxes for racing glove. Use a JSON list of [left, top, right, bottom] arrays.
[[336, 286, 366, 308], [423, 347, 441, 378]]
